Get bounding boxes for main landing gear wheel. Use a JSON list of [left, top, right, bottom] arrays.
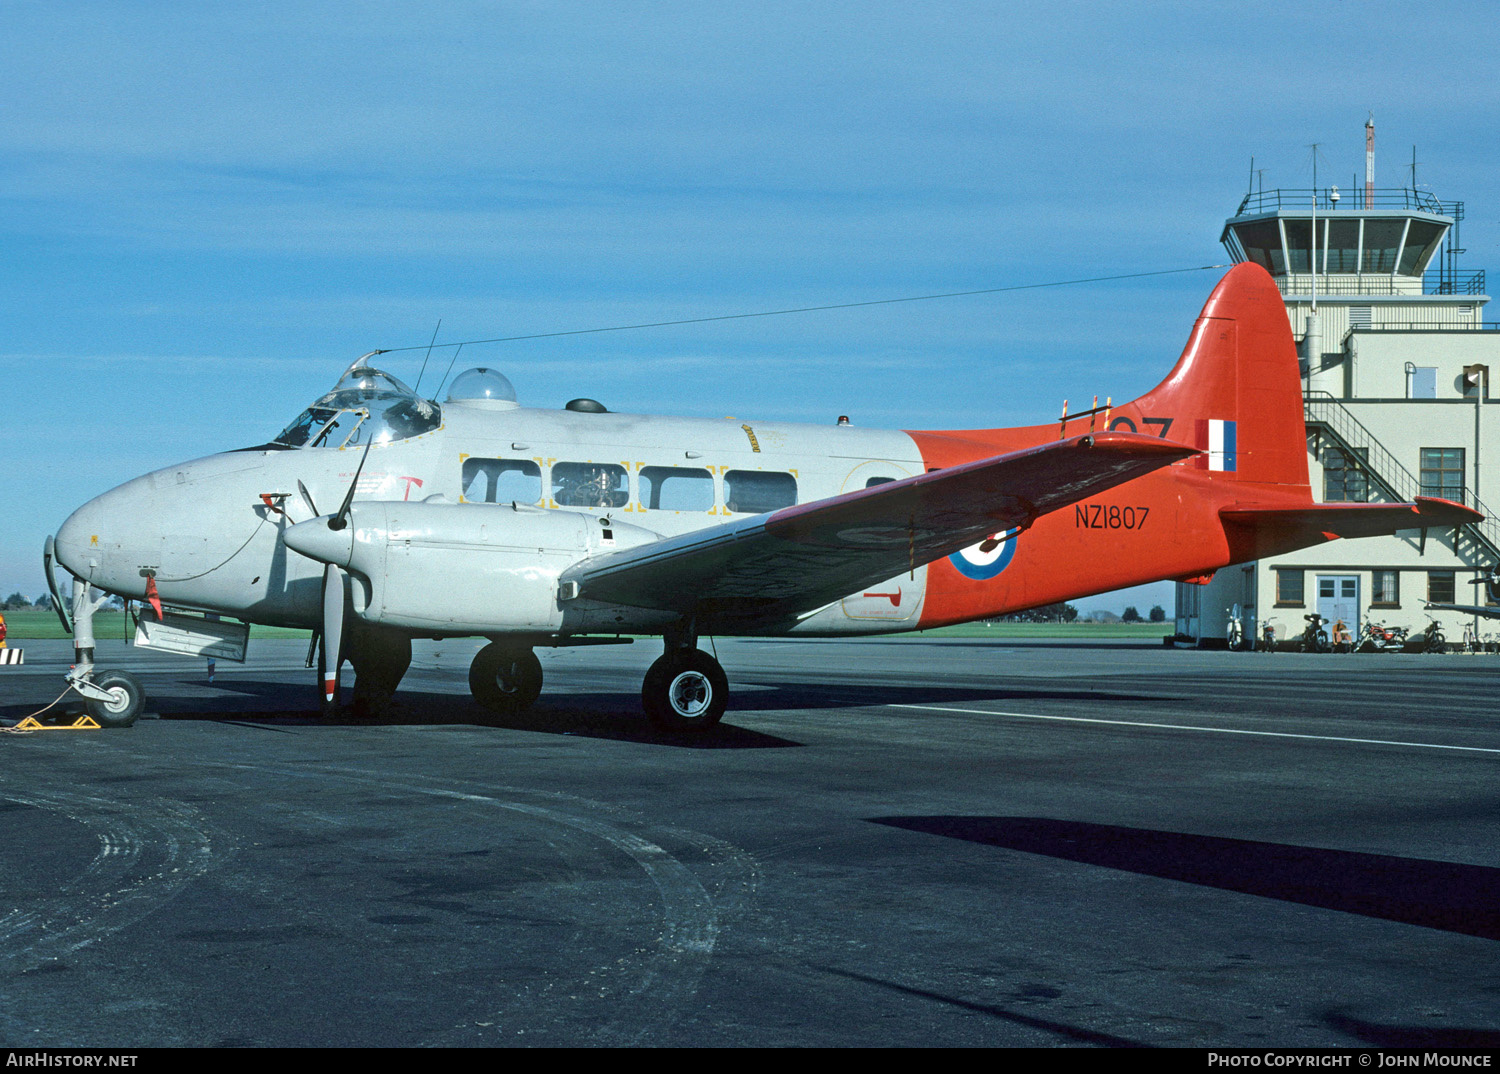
[[83, 670, 144, 728], [469, 643, 543, 716], [642, 649, 728, 732]]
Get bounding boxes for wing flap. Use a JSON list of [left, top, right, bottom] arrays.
[[567, 431, 1195, 623]]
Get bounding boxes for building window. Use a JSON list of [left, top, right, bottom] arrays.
[[1323, 447, 1368, 503], [1372, 570, 1399, 606], [1276, 569, 1305, 606], [1420, 448, 1465, 501], [1428, 572, 1456, 604]]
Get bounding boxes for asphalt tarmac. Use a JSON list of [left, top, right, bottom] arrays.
[[1, 634, 1497, 1048]]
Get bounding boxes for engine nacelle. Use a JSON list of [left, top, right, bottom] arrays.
[[286, 502, 659, 634]]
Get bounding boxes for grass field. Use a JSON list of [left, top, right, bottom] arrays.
[[0, 608, 312, 642], [0, 607, 1167, 643]]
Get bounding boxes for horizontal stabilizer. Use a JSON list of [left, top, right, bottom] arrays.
[[568, 431, 1196, 624], [1220, 497, 1481, 558]]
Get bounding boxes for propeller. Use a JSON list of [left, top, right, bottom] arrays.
[[295, 441, 372, 708], [321, 562, 346, 707]]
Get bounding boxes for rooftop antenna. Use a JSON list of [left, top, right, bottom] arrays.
[[1248, 156, 1255, 196], [1365, 113, 1375, 209], [1410, 145, 1420, 190]]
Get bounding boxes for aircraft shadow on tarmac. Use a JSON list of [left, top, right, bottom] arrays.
[[7, 678, 1172, 748], [871, 816, 1500, 943]]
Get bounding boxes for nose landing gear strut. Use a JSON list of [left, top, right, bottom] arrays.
[[61, 579, 144, 728]]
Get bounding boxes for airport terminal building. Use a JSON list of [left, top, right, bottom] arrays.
[[1175, 163, 1500, 647]]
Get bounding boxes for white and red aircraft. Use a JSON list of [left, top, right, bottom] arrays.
[[45, 264, 1478, 728]]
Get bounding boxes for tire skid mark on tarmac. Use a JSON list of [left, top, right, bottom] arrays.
[[0, 783, 225, 1044], [200, 759, 759, 1046], [0, 787, 221, 961]]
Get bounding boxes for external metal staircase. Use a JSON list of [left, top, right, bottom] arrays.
[[1302, 390, 1500, 568]]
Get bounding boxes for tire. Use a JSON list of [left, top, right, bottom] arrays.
[[84, 670, 144, 728], [468, 644, 543, 715], [642, 650, 728, 732]]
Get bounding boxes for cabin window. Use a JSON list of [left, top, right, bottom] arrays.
[[639, 466, 714, 512], [724, 470, 798, 514], [552, 462, 629, 508], [462, 458, 542, 504], [865, 476, 897, 488]]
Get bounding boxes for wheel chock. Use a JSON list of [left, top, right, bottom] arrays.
[[13, 715, 103, 731]]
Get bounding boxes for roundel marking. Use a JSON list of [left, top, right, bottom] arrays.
[[948, 528, 1020, 581]]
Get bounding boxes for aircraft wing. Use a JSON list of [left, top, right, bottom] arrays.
[[564, 431, 1194, 626], [1424, 603, 1500, 620]]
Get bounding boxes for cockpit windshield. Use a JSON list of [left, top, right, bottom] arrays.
[[274, 364, 442, 448]]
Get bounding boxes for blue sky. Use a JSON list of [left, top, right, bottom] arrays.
[[4, 2, 1498, 616]]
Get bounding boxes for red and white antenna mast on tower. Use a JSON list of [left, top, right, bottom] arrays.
[[1364, 113, 1375, 209]]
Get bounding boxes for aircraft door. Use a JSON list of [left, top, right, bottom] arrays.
[[838, 460, 924, 622]]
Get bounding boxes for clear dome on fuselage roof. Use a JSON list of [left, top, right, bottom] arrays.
[[273, 364, 442, 448], [445, 367, 519, 409]]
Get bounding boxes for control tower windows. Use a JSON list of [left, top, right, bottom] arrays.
[[1361, 219, 1405, 274], [1324, 219, 1361, 273], [1283, 219, 1313, 274], [1234, 220, 1283, 274], [1397, 221, 1445, 276]]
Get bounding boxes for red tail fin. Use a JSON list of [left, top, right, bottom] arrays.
[[1121, 262, 1308, 489]]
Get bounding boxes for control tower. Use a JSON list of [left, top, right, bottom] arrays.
[[1176, 126, 1500, 648], [1221, 185, 1483, 395]]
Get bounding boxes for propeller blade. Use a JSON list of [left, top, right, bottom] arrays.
[[328, 441, 373, 532], [322, 563, 345, 706], [297, 480, 319, 518]]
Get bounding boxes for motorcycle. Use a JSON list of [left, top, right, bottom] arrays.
[[1299, 613, 1331, 654], [1358, 618, 1408, 653], [1421, 617, 1448, 654]]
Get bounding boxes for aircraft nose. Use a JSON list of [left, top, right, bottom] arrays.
[[53, 494, 109, 582]]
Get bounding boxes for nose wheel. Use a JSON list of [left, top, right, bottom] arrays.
[[81, 670, 144, 728], [642, 649, 727, 731]]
